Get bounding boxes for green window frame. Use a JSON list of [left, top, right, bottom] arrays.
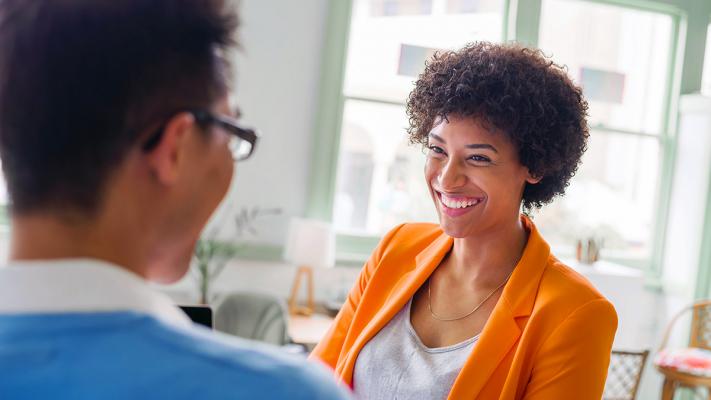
[[693, 21, 711, 300], [306, 0, 711, 280]]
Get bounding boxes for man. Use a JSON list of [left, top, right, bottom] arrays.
[[0, 1, 349, 399]]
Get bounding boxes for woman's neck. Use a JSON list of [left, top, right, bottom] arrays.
[[445, 216, 529, 289]]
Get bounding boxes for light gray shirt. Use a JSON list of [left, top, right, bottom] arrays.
[[352, 298, 479, 400]]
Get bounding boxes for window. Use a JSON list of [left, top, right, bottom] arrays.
[[703, 23, 711, 96], [539, 0, 673, 134], [334, 0, 507, 236], [314, 0, 704, 272], [534, 0, 676, 261]]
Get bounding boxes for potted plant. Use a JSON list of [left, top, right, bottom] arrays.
[[191, 206, 281, 304]]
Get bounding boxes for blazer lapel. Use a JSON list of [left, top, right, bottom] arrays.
[[448, 216, 551, 399], [340, 232, 453, 384], [448, 301, 522, 399]]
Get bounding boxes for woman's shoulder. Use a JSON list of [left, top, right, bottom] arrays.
[[376, 222, 445, 255], [362, 222, 446, 276], [534, 256, 617, 322]]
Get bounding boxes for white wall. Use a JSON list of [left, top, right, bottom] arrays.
[[208, 0, 330, 246]]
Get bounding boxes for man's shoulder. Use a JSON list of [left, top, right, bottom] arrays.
[[138, 317, 350, 399], [0, 312, 350, 399]]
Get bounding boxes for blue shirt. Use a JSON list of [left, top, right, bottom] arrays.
[[0, 260, 350, 400]]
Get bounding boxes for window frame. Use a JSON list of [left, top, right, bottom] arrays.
[[306, 0, 709, 283], [693, 21, 711, 300]]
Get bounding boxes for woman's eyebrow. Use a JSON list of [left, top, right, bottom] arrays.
[[428, 133, 498, 153], [465, 143, 498, 153]]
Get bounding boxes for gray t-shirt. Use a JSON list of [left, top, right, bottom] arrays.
[[352, 298, 479, 400]]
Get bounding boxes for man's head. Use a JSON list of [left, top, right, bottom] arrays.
[[0, 0, 243, 282]]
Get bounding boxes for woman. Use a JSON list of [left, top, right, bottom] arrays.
[[310, 42, 617, 400]]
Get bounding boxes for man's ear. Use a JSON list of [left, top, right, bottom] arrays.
[[145, 112, 195, 185]]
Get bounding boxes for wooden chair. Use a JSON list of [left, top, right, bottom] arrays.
[[655, 300, 711, 400], [603, 350, 649, 400]]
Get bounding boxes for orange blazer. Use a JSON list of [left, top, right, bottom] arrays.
[[310, 216, 618, 399]]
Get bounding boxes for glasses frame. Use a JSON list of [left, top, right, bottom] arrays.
[[141, 109, 259, 161]]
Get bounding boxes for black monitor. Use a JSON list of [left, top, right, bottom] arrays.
[[178, 305, 213, 329]]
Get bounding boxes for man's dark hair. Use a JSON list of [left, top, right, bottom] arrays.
[[407, 42, 589, 211], [0, 0, 238, 216]]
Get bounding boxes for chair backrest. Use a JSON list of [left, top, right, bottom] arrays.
[[690, 302, 711, 350], [603, 350, 649, 400], [214, 291, 290, 346], [659, 300, 711, 353]]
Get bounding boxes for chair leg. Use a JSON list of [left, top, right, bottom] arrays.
[[661, 379, 675, 400]]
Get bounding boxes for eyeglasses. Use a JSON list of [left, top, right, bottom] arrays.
[[142, 109, 259, 161]]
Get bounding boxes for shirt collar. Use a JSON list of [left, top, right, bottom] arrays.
[[0, 258, 192, 328]]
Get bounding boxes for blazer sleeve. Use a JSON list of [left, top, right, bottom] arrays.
[[522, 298, 618, 400], [308, 224, 405, 369]]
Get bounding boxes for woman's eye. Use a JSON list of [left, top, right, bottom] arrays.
[[428, 145, 445, 155], [469, 155, 491, 163]]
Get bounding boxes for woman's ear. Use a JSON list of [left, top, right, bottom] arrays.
[[526, 171, 542, 185], [145, 112, 195, 186]]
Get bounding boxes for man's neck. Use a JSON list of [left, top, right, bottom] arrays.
[[10, 213, 150, 279]]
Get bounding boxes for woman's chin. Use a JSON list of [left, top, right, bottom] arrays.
[[437, 218, 473, 238]]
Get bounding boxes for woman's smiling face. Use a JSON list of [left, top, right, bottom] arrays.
[[425, 115, 540, 238]]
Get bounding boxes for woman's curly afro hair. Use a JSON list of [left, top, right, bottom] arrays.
[[406, 42, 589, 210]]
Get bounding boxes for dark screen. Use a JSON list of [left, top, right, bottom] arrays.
[[178, 305, 213, 329]]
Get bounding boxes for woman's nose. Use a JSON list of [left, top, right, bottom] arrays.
[[437, 158, 467, 189]]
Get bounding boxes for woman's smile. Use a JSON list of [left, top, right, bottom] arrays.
[[435, 191, 485, 218]]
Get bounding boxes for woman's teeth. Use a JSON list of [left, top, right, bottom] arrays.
[[440, 194, 481, 209]]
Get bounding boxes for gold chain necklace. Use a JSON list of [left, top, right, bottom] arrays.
[[427, 268, 514, 322]]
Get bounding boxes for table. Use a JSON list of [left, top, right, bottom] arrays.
[[288, 313, 335, 348]]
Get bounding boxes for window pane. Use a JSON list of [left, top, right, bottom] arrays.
[[369, 0, 433, 16], [702, 24, 711, 95], [539, 0, 673, 135], [446, 0, 501, 14], [333, 99, 437, 235], [344, 0, 505, 102], [533, 131, 660, 260]]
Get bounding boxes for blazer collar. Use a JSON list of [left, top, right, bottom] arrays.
[[500, 216, 551, 318], [449, 215, 551, 398]]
